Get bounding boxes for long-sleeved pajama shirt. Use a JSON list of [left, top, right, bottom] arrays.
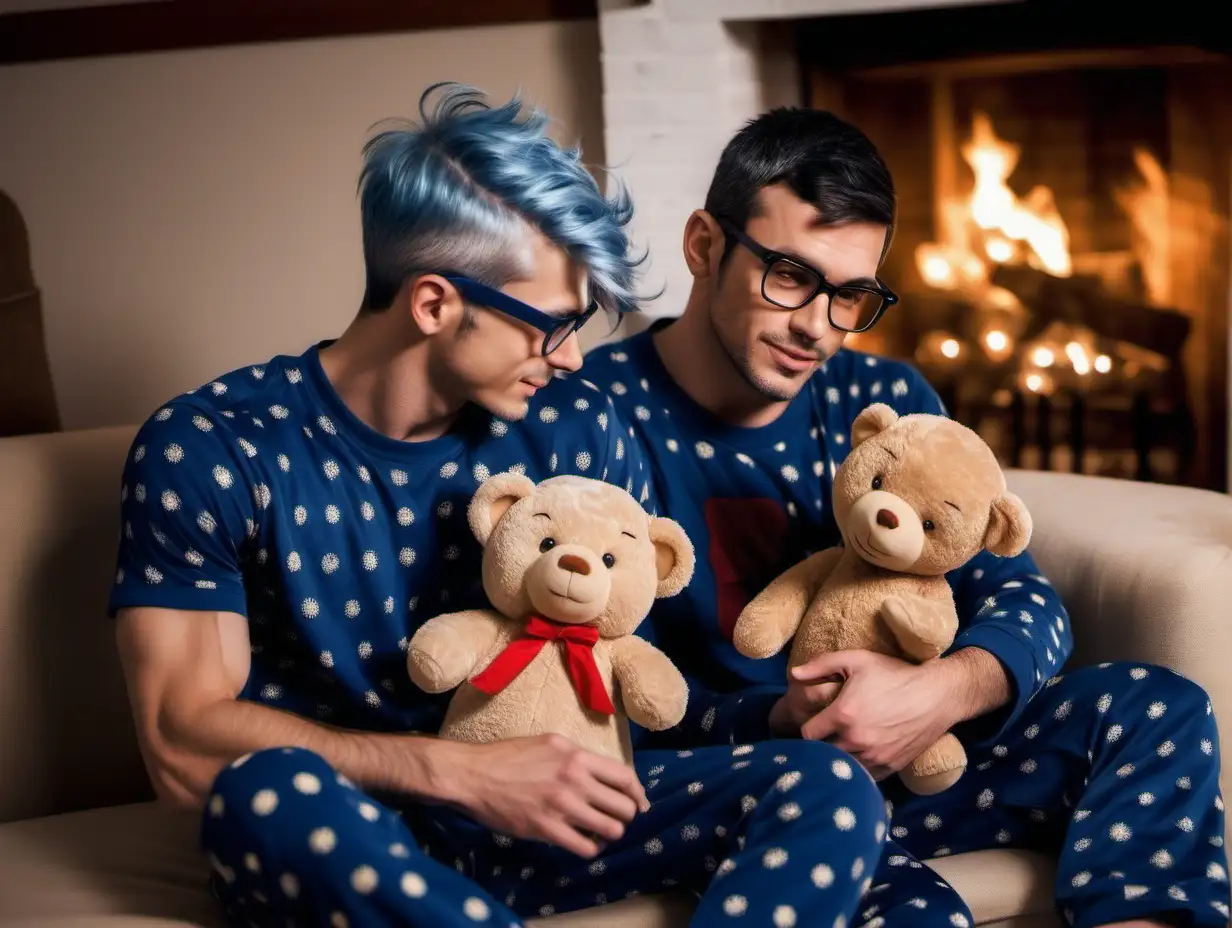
[[582, 325, 1230, 927]]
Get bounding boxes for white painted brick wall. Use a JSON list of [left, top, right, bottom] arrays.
[[597, 0, 1018, 318], [598, 0, 800, 317]]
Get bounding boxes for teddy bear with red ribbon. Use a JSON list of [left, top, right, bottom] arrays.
[[407, 472, 694, 766]]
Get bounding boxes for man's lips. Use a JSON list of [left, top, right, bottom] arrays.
[[766, 341, 820, 370], [775, 345, 817, 363]]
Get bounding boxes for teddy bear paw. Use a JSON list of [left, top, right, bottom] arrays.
[[898, 764, 965, 796], [732, 620, 783, 660]]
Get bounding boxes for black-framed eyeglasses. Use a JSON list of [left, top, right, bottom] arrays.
[[443, 275, 600, 356], [716, 217, 898, 333]]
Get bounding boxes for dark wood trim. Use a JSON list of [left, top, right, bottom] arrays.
[[0, 0, 598, 66]]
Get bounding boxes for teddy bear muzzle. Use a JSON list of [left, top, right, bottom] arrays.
[[845, 489, 925, 571], [525, 543, 612, 624]]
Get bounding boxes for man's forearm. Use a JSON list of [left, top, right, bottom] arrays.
[[159, 696, 469, 811], [934, 646, 1012, 724]]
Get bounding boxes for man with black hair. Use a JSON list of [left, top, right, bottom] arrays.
[[586, 107, 1229, 927]]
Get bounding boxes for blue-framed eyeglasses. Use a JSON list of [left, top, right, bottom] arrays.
[[444, 275, 600, 356]]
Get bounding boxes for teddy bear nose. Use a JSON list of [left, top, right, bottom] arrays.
[[876, 509, 899, 530], [557, 554, 591, 576]]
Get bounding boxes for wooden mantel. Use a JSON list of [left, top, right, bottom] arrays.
[[0, 0, 598, 66]]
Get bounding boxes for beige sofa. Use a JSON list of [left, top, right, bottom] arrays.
[[1, 423, 1230, 928]]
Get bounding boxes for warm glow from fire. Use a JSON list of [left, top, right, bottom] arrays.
[[1065, 341, 1091, 375], [915, 111, 1074, 289], [1031, 347, 1054, 367], [964, 112, 1072, 276], [919, 248, 956, 287], [1114, 147, 1171, 306], [911, 110, 1173, 392]]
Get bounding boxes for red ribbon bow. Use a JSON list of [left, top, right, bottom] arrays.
[[470, 615, 616, 716]]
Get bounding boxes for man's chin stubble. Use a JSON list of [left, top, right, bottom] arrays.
[[734, 353, 803, 404]]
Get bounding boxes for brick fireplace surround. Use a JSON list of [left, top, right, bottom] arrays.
[[596, 0, 1007, 317], [595, 0, 1232, 492]]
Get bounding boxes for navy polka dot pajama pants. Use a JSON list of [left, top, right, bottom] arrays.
[[202, 739, 891, 927], [863, 663, 1231, 928]]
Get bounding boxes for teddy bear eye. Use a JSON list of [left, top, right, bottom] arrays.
[[539, 537, 557, 553], [872, 475, 883, 490], [602, 553, 616, 569], [922, 520, 935, 532]]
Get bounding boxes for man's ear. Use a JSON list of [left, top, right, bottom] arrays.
[[649, 516, 696, 598], [851, 403, 900, 448], [406, 274, 459, 337], [468, 472, 537, 546], [984, 492, 1033, 557], [682, 209, 724, 280]]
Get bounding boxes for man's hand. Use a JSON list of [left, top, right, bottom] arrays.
[[774, 650, 991, 781], [444, 734, 650, 859], [769, 672, 843, 738]]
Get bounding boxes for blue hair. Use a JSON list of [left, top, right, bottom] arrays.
[[358, 82, 646, 315]]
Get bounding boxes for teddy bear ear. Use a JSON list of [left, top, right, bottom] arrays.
[[467, 472, 537, 546], [851, 403, 900, 448], [984, 491, 1033, 557], [648, 516, 695, 598]]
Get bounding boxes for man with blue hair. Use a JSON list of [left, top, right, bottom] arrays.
[[109, 83, 888, 928]]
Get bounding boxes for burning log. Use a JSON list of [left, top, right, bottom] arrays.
[[989, 263, 1196, 483], [988, 264, 1190, 362]]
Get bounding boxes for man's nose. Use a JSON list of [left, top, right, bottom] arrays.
[[546, 332, 583, 373], [789, 294, 835, 343]]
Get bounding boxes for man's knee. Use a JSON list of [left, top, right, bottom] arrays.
[[746, 740, 885, 827], [207, 745, 340, 812], [201, 745, 368, 864], [1061, 662, 1212, 712], [769, 739, 876, 785], [1142, 664, 1214, 717]]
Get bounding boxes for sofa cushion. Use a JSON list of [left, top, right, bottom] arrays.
[[0, 801, 1061, 926], [0, 425, 151, 825]]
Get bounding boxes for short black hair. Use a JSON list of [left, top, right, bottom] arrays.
[[704, 107, 896, 263]]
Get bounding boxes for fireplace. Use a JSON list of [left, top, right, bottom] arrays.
[[795, 2, 1231, 490]]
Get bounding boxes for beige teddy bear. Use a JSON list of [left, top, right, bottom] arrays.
[[408, 472, 694, 766], [733, 403, 1032, 795]]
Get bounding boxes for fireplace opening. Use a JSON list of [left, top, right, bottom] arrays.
[[797, 1, 1231, 491]]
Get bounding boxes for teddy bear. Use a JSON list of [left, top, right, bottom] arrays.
[[408, 472, 695, 766], [733, 402, 1032, 795]]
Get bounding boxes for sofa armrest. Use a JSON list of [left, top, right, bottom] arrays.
[[1005, 469, 1232, 825], [1005, 469, 1232, 677]]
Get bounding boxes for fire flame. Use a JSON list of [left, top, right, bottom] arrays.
[[965, 112, 1072, 276], [916, 111, 1073, 285]]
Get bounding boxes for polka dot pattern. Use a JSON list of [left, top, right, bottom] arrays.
[[202, 740, 890, 926], [109, 344, 648, 732]]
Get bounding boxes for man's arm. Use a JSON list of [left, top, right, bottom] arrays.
[[116, 604, 649, 857], [115, 605, 459, 810], [943, 548, 1074, 744]]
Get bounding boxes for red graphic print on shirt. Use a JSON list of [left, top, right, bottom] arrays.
[[704, 498, 789, 642]]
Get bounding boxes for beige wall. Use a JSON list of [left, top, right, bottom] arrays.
[[0, 19, 620, 431]]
